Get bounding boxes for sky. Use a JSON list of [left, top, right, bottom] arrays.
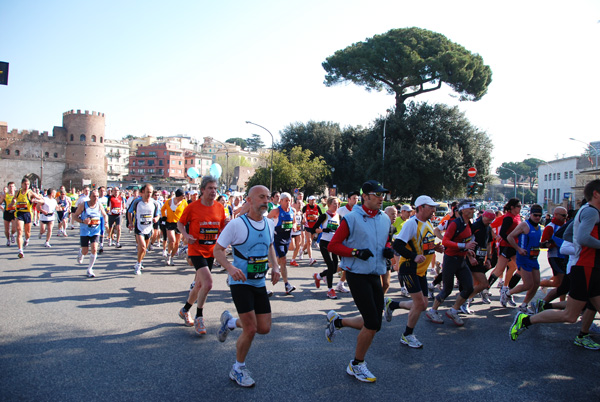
[[1, 0, 599, 171]]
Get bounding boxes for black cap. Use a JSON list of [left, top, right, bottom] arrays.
[[175, 189, 184, 197], [348, 190, 361, 198], [361, 180, 389, 194]]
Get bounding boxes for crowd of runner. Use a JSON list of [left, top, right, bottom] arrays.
[[2, 176, 599, 387]]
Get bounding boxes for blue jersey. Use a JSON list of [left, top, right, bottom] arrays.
[[516, 220, 541, 268], [274, 206, 294, 241], [230, 215, 272, 288], [80, 202, 102, 237]]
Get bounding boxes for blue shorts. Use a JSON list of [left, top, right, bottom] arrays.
[[273, 235, 290, 259], [16, 212, 31, 224], [516, 256, 540, 272]]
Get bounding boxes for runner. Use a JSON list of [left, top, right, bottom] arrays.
[[127, 184, 161, 275], [426, 199, 476, 326], [311, 196, 341, 299], [288, 193, 305, 267], [37, 188, 57, 247], [539, 207, 568, 291], [73, 188, 108, 277], [302, 196, 323, 266], [266, 192, 296, 295], [504, 204, 544, 313], [107, 187, 124, 248], [177, 176, 228, 335], [510, 180, 600, 345], [125, 188, 140, 232], [97, 187, 108, 253], [55, 188, 71, 237], [325, 180, 392, 383], [214, 185, 281, 388], [0, 181, 17, 246], [67, 187, 78, 230], [334, 191, 360, 293], [385, 195, 443, 348], [161, 189, 187, 266], [8, 178, 44, 258], [267, 191, 280, 213]]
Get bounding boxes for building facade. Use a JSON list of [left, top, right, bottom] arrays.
[[105, 139, 130, 184], [126, 142, 185, 181], [536, 156, 597, 210]]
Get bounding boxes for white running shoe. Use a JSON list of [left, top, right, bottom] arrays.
[[335, 282, 350, 293], [45, 242, 51, 248], [134, 263, 142, 275], [400, 334, 423, 348], [77, 250, 84, 264], [162, 249, 168, 258], [346, 360, 376, 383], [400, 287, 410, 297], [229, 365, 255, 388], [87, 268, 96, 278]]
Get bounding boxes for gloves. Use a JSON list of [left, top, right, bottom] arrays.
[[352, 248, 374, 260], [383, 247, 395, 260]]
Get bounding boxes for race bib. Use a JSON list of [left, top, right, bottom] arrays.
[[423, 240, 435, 255], [307, 214, 318, 222], [326, 221, 339, 232], [16, 201, 28, 210], [281, 220, 293, 230], [529, 247, 540, 258], [247, 256, 268, 279], [89, 217, 100, 226], [111, 208, 121, 215], [198, 227, 219, 245], [140, 214, 152, 225], [476, 249, 487, 258]]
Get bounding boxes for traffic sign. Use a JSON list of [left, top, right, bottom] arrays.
[[468, 167, 477, 177]]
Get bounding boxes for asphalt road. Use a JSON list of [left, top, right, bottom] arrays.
[[1, 227, 599, 401]]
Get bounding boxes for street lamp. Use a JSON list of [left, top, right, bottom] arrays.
[[570, 137, 599, 167], [497, 166, 517, 198], [246, 121, 274, 192]]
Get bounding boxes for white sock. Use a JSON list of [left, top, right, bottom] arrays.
[[233, 361, 245, 370], [88, 253, 97, 269], [227, 317, 237, 330]]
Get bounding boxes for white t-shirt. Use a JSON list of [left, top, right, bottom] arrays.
[[75, 194, 90, 208], [40, 197, 57, 222], [217, 216, 275, 249]]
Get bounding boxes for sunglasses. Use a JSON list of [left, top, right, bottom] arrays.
[[531, 213, 542, 217], [367, 192, 385, 197]]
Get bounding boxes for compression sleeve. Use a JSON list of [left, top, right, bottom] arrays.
[[392, 238, 417, 261], [577, 207, 600, 249], [499, 216, 513, 241], [308, 213, 328, 234]]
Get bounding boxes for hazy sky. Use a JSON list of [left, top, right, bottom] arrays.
[[1, 0, 599, 170]]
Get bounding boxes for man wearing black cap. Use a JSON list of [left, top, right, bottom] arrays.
[[325, 180, 392, 383]]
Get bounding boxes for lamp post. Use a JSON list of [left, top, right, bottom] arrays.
[[246, 121, 274, 192], [497, 166, 517, 198], [570, 137, 599, 167]]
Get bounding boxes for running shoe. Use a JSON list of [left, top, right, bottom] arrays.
[[519, 304, 535, 315], [115, 242, 122, 249], [574, 334, 600, 350], [335, 282, 350, 293], [18, 250, 24, 258], [589, 323, 600, 334], [38, 233, 43, 239], [460, 303, 473, 315], [446, 309, 464, 326], [500, 286, 508, 307], [266, 290, 274, 297], [309, 258, 317, 266], [6, 239, 10, 247], [400, 287, 410, 297], [384, 297, 394, 322], [11, 234, 16, 243], [289, 260, 299, 267], [427, 283, 435, 300], [217, 310, 234, 342], [497, 279, 504, 289], [98, 246, 103, 255], [426, 309, 444, 324], [108, 239, 113, 247], [87, 268, 95, 278], [325, 310, 340, 343], [346, 360, 376, 383], [194, 316, 207, 335], [481, 289, 491, 304], [45, 242, 51, 248], [134, 263, 142, 275], [148, 244, 153, 251], [313, 273, 321, 289], [298, 249, 304, 259], [285, 283, 296, 295], [531, 299, 545, 314], [179, 308, 194, 327], [24, 238, 29, 248], [507, 292, 517, 307], [509, 313, 528, 341], [77, 250, 84, 264], [327, 289, 337, 299], [400, 334, 423, 349], [162, 249, 168, 258], [229, 366, 255, 388]]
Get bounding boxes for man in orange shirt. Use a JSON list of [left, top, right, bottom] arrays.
[[177, 176, 229, 335]]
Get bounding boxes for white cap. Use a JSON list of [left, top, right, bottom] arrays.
[[400, 204, 413, 212], [308, 195, 316, 200], [414, 195, 439, 208]]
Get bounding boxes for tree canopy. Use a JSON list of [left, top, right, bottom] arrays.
[[496, 158, 543, 190], [225, 137, 248, 149], [322, 27, 492, 113], [245, 146, 330, 195], [246, 133, 265, 151]]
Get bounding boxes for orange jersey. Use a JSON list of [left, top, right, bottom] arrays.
[[179, 201, 226, 258]]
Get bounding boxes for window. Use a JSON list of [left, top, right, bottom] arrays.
[[185, 160, 188, 165], [15, 150, 20, 156], [167, 160, 169, 164], [138, 169, 145, 174], [544, 174, 547, 181], [164, 151, 167, 155], [544, 189, 547, 200], [570, 171, 573, 179], [5, 149, 9, 155], [100, 137, 103, 143], [70, 134, 74, 141], [557, 173, 560, 180], [552, 188, 555, 202], [565, 171, 568, 178], [80, 134, 86, 141], [158, 169, 164, 175], [159, 160, 163, 166], [141, 152, 145, 156], [557, 188, 560, 202], [54, 153, 58, 158], [91, 135, 96, 143], [179, 161, 182, 165], [553, 173, 556, 180], [147, 160, 154, 166], [132, 161, 136, 166], [45, 152, 49, 158]]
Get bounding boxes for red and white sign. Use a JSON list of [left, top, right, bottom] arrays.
[[467, 167, 477, 177]]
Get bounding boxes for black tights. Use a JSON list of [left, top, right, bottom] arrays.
[[319, 240, 338, 288]]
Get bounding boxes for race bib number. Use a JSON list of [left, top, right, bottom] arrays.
[[140, 214, 152, 225], [89, 217, 100, 226], [326, 221, 339, 232], [16, 201, 28, 210], [111, 208, 121, 215], [281, 220, 293, 230], [476, 249, 487, 258], [307, 214, 318, 222], [198, 227, 219, 245], [529, 247, 540, 258], [247, 256, 268, 279]]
